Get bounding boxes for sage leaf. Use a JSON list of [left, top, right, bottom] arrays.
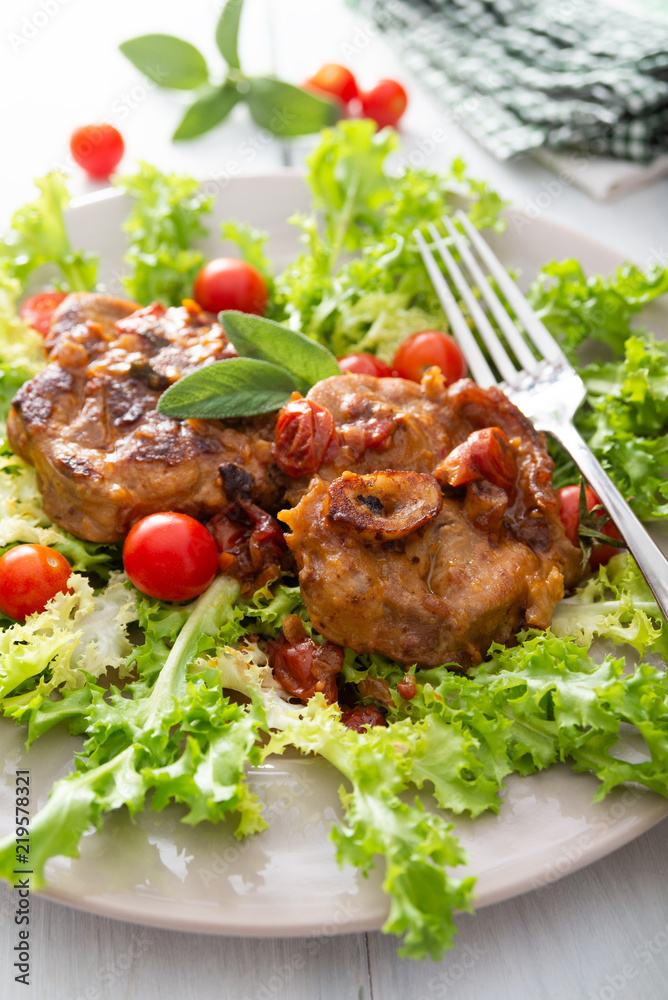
[[246, 77, 339, 137], [173, 84, 240, 141], [120, 35, 209, 90], [157, 358, 297, 419], [221, 311, 340, 391], [216, 0, 244, 70]]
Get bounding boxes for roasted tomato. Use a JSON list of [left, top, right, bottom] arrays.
[[338, 353, 394, 377], [267, 636, 343, 704], [435, 427, 517, 494], [123, 512, 219, 601], [207, 499, 287, 586], [392, 330, 467, 384], [20, 292, 68, 338], [557, 485, 623, 568], [0, 544, 71, 621], [274, 396, 336, 478], [340, 704, 387, 732]]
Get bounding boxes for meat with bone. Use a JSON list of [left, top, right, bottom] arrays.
[[8, 293, 283, 542], [279, 374, 582, 669]]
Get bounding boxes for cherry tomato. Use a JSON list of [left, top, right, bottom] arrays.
[[193, 258, 268, 316], [70, 123, 124, 179], [392, 330, 467, 385], [338, 353, 394, 377], [360, 79, 408, 128], [557, 485, 623, 567], [123, 512, 219, 602], [20, 291, 68, 337], [0, 544, 71, 621], [274, 397, 336, 478], [304, 64, 358, 104]]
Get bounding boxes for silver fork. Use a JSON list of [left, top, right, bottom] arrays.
[[414, 210, 668, 620]]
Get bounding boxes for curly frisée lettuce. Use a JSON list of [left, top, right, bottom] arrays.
[[1, 123, 668, 961]]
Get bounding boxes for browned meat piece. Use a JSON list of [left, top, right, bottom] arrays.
[[8, 293, 283, 543], [279, 376, 582, 669], [279, 369, 462, 504]]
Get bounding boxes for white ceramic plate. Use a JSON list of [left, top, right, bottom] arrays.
[[1, 174, 667, 937]]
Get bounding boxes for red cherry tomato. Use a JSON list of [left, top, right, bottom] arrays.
[[360, 79, 408, 128], [70, 123, 124, 179], [557, 485, 623, 567], [0, 544, 72, 621], [20, 292, 68, 337], [123, 512, 219, 602], [392, 330, 467, 385], [304, 64, 358, 104], [438, 427, 517, 493], [338, 353, 394, 377], [193, 258, 268, 316]]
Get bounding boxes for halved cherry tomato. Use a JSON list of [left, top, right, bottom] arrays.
[[193, 258, 268, 316], [338, 353, 394, 377], [19, 292, 68, 338], [70, 123, 124, 179], [557, 485, 623, 567], [392, 330, 467, 385], [304, 64, 358, 104], [360, 79, 408, 128], [123, 512, 219, 602], [274, 397, 336, 478], [0, 544, 72, 621]]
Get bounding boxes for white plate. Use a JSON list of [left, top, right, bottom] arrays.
[[1, 174, 667, 937]]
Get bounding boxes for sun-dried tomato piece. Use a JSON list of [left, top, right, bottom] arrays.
[[397, 675, 417, 700], [274, 396, 336, 478], [435, 427, 517, 493], [208, 499, 287, 584], [267, 636, 343, 704], [341, 704, 387, 732]]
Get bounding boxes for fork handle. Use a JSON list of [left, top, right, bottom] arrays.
[[547, 422, 668, 621]]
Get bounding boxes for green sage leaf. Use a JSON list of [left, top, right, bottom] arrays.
[[157, 358, 297, 419], [221, 311, 340, 391], [246, 77, 339, 136], [119, 35, 209, 90], [173, 84, 240, 141], [216, 0, 244, 70]]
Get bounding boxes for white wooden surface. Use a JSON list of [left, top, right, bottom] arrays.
[[1, 1, 667, 997]]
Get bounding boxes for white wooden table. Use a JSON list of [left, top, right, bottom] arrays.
[[1, 1, 667, 997]]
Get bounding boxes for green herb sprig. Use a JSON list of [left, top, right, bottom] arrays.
[[119, 0, 339, 142], [157, 310, 340, 419]]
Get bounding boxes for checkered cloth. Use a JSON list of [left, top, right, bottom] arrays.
[[356, 0, 668, 161]]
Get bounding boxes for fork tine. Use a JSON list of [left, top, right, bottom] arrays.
[[455, 210, 569, 367], [413, 228, 496, 388], [427, 222, 520, 387], [441, 215, 540, 374]]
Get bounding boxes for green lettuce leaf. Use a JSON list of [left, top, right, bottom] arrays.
[[0, 174, 97, 291], [116, 163, 213, 305]]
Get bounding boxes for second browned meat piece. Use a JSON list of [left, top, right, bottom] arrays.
[[8, 293, 283, 542], [279, 376, 582, 668]]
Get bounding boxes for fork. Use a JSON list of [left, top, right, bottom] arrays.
[[414, 210, 668, 621]]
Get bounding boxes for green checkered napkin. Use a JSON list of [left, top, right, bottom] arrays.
[[356, 0, 668, 161]]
